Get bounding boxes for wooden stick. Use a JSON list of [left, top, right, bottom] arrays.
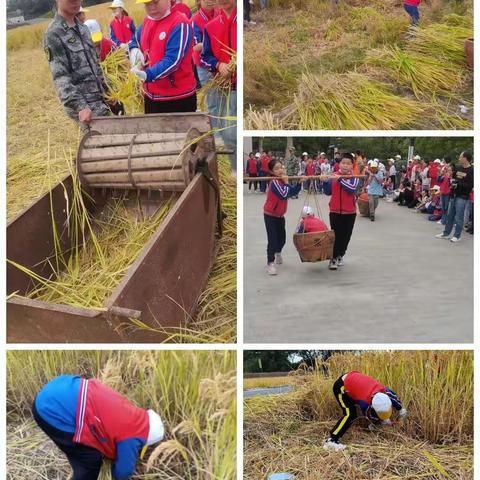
[[243, 174, 367, 181]]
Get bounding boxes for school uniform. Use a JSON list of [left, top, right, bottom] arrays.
[[130, 10, 196, 113], [330, 371, 402, 441], [110, 15, 135, 46], [324, 172, 359, 259], [33, 375, 153, 480], [258, 155, 271, 193], [296, 216, 328, 234], [263, 179, 301, 263], [438, 175, 451, 225], [246, 157, 259, 191], [201, 7, 237, 169]]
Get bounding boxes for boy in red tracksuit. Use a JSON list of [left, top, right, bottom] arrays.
[[263, 159, 302, 275], [246, 152, 259, 192], [33, 375, 164, 480], [259, 152, 271, 193], [404, 0, 422, 25], [109, 0, 136, 47], [324, 371, 407, 450], [296, 206, 328, 233], [323, 153, 360, 271], [192, 0, 218, 84], [305, 157, 315, 192], [85, 19, 116, 62], [200, 0, 237, 170], [129, 0, 196, 114]]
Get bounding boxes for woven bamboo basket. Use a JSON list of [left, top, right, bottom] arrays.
[[293, 229, 335, 262], [357, 197, 370, 217]]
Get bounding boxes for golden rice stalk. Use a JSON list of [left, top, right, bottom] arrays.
[[146, 439, 189, 471]]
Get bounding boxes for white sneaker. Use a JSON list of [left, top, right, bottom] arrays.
[[267, 263, 277, 275], [336, 256, 344, 266], [450, 236, 461, 243], [323, 438, 346, 451], [436, 220, 442, 224], [435, 233, 450, 239], [275, 253, 283, 265], [328, 258, 338, 270]]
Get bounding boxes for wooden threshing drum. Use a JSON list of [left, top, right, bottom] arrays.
[[76, 127, 205, 191]]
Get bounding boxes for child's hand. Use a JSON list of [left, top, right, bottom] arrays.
[[282, 175, 289, 183], [218, 62, 231, 77]]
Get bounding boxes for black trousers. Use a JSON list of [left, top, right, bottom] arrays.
[[248, 173, 258, 191], [32, 401, 103, 480], [329, 212, 356, 258], [144, 94, 197, 114], [244, 0, 251, 21], [264, 214, 286, 263], [330, 375, 357, 441], [390, 175, 396, 189]]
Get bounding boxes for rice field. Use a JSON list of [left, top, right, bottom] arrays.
[[7, 0, 236, 343], [244, 351, 473, 479], [244, 0, 473, 130], [7, 350, 236, 480]]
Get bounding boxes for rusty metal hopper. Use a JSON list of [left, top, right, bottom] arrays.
[[7, 113, 223, 343]]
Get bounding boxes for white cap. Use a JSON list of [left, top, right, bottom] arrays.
[[109, 0, 126, 8], [372, 393, 392, 420], [370, 161, 379, 168], [413, 155, 421, 160], [301, 206, 314, 218], [434, 159, 441, 164], [302, 152, 308, 156], [395, 154, 401, 159], [255, 152, 260, 158], [146, 409, 165, 446], [320, 152, 326, 155], [84, 19, 103, 43], [388, 158, 394, 163]]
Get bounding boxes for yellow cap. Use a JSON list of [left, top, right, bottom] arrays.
[[376, 408, 392, 421], [136, 0, 154, 3], [91, 31, 103, 43], [79, 7, 90, 12]]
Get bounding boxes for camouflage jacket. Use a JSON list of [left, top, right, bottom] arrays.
[[285, 154, 300, 176], [44, 14, 109, 121]]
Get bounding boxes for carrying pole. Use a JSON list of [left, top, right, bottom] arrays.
[[243, 175, 367, 181]]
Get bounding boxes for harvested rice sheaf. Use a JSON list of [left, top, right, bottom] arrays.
[[294, 72, 423, 130]]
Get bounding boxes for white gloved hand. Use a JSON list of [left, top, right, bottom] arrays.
[[129, 47, 145, 68], [399, 408, 408, 419], [381, 419, 392, 426], [131, 67, 147, 82]]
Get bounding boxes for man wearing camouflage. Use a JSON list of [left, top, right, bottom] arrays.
[[44, 0, 110, 128], [285, 146, 300, 199]]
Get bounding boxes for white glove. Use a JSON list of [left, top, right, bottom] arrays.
[[381, 419, 392, 426], [399, 408, 408, 419], [129, 48, 145, 68], [130, 68, 147, 82]]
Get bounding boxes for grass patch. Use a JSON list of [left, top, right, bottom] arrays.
[[244, 0, 473, 129]]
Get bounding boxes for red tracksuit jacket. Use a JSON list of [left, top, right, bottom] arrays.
[[110, 15, 135, 45], [135, 12, 196, 101], [200, 8, 237, 87], [343, 371, 386, 403], [75, 378, 149, 458], [328, 172, 358, 214], [192, 7, 217, 66]]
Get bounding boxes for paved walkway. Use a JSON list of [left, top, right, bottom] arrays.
[[244, 186, 473, 343], [244, 386, 294, 398]]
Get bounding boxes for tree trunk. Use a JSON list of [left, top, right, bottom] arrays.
[[284, 136, 294, 161]]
